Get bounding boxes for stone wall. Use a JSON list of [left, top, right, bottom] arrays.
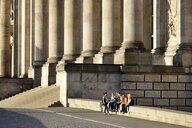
[[0, 78, 33, 100], [121, 73, 192, 112], [57, 63, 121, 106], [58, 63, 192, 112]]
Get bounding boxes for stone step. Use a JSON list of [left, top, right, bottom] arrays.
[[0, 85, 59, 108], [48, 101, 64, 107]]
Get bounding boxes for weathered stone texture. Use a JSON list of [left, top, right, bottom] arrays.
[[145, 74, 161, 82], [170, 83, 185, 90], [121, 82, 136, 90], [178, 75, 192, 82], [186, 83, 192, 90], [137, 83, 153, 90], [178, 91, 192, 98], [186, 99, 192, 106], [170, 99, 185, 106], [145, 91, 160, 98], [154, 99, 169, 106], [122, 74, 144, 82], [162, 91, 177, 98], [162, 75, 177, 82], [137, 98, 153, 105], [154, 83, 169, 90]]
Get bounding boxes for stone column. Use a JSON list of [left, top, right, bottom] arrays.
[[0, 0, 11, 77], [93, 0, 121, 64], [152, 0, 166, 65], [62, 0, 81, 62], [20, 0, 30, 77], [75, 0, 101, 64], [41, 0, 64, 87], [114, 0, 151, 65], [33, 0, 48, 86], [28, 0, 35, 79], [13, 0, 19, 77], [174, 0, 192, 66], [56, 0, 81, 87]]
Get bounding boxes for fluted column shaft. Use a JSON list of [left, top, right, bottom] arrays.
[[63, 0, 81, 61], [34, 0, 48, 66], [0, 0, 11, 77], [101, 0, 121, 53], [93, 0, 121, 64], [123, 0, 144, 48], [152, 0, 166, 65], [21, 0, 30, 77], [48, 0, 64, 63], [82, 0, 101, 57]]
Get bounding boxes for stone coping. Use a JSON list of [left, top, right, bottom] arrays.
[[68, 98, 192, 128], [57, 63, 122, 72]]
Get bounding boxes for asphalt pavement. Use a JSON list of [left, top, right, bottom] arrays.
[[0, 107, 189, 128]]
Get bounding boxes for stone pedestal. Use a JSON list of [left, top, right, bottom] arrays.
[[151, 48, 165, 65], [115, 48, 152, 65], [93, 0, 121, 64], [41, 63, 57, 87], [93, 53, 115, 64], [174, 44, 192, 67]]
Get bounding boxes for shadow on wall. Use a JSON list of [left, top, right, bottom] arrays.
[[0, 109, 46, 128]]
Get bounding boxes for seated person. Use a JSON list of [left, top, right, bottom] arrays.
[[125, 94, 134, 113]]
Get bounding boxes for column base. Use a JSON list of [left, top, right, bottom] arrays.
[[75, 56, 94, 64], [164, 44, 179, 66], [93, 46, 119, 64], [33, 65, 43, 87], [41, 63, 57, 87], [173, 43, 192, 66], [151, 47, 166, 65], [114, 48, 152, 65], [93, 52, 115, 64]]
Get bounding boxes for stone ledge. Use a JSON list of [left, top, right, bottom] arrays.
[[67, 98, 192, 128]]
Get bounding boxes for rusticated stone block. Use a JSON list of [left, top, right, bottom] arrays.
[[121, 82, 136, 90], [124, 90, 144, 98], [154, 99, 169, 106], [82, 73, 97, 82], [178, 91, 192, 98], [178, 107, 192, 112], [122, 74, 144, 82], [162, 75, 177, 82], [137, 83, 153, 90], [186, 99, 192, 106], [162, 91, 177, 98], [154, 83, 169, 90], [178, 75, 192, 82], [145, 91, 160, 98], [68, 73, 81, 82], [170, 83, 185, 90], [145, 74, 161, 82], [186, 83, 192, 90], [137, 98, 153, 105], [98, 73, 120, 82], [170, 99, 185, 106]]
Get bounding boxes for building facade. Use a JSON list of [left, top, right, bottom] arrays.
[[0, 0, 192, 111]]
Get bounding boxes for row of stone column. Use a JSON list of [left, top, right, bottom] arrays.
[[2, 0, 192, 78]]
